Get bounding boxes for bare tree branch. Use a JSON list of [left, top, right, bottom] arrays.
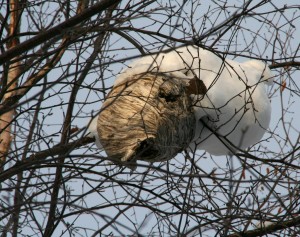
[[269, 61, 300, 69], [0, 1, 299, 236], [0, 0, 120, 65], [228, 215, 300, 237]]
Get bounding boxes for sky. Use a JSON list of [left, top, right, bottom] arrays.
[[1, 0, 300, 236], [76, 1, 300, 235]]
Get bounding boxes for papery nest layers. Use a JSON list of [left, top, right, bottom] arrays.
[[97, 72, 206, 167]]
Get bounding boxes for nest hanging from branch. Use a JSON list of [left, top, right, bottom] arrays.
[[97, 72, 206, 168]]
